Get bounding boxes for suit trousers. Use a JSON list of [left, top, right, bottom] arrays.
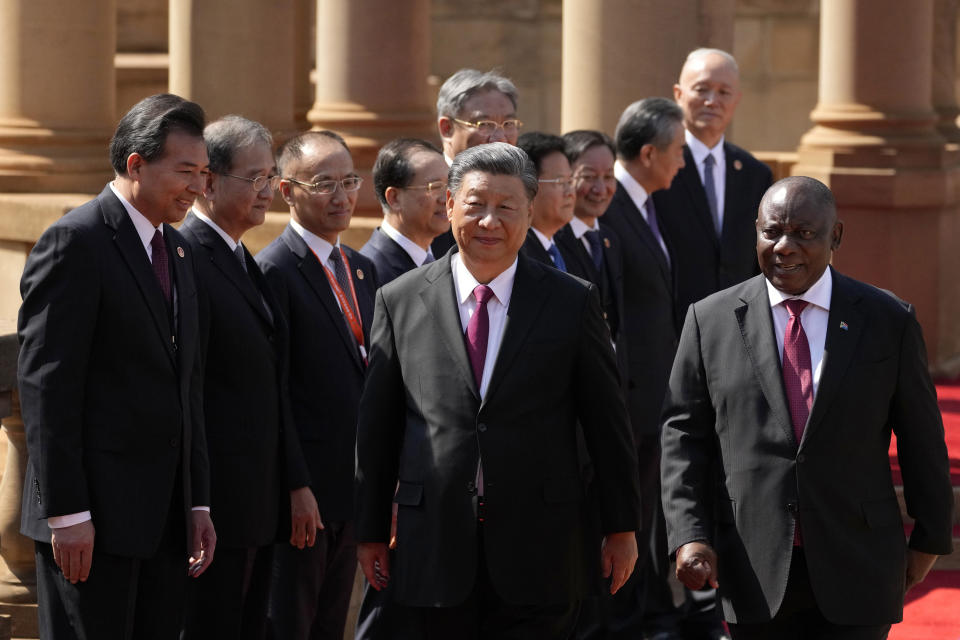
[[727, 549, 890, 640], [182, 544, 273, 640], [268, 520, 357, 640]]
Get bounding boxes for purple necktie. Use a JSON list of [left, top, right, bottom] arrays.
[[644, 199, 670, 268], [466, 285, 495, 389], [782, 299, 813, 445], [151, 229, 172, 305]]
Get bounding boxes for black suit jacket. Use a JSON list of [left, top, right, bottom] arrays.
[[655, 142, 772, 329], [359, 227, 418, 287], [18, 185, 210, 558], [660, 271, 954, 625], [601, 182, 677, 439], [256, 224, 376, 523], [180, 213, 311, 548], [519, 228, 576, 273], [355, 251, 640, 607]]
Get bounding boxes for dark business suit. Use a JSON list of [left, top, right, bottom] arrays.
[[520, 228, 574, 272], [179, 213, 311, 639], [355, 251, 640, 635], [256, 224, 376, 640], [18, 185, 209, 639], [655, 142, 772, 330], [660, 270, 954, 629], [360, 227, 418, 286]]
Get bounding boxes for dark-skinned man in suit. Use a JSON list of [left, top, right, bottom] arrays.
[[355, 142, 641, 639], [661, 176, 954, 639]]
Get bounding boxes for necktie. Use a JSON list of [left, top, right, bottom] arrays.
[[547, 242, 567, 272], [423, 251, 435, 265], [585, 229, 604, 273], [328, 248, 358, 317], [703, 154, 721, 237], [782, 299, 813, 445], [644, 199, 670, 268], [234, 244, 248, 273], [150, 229, 172, 306], [466, 285, 495, 389]]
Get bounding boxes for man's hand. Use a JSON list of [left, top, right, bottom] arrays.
[[601, 531, 638, 594], [905, 549, 938, 592], [188, 510, 217, 578], [51, 520, 95, 584], [289, 487, 324, 549], [676, 541, 718, 590], [358, 542, 390, 591]]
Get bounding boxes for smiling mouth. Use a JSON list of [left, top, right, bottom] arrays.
[[776, 264, 802, 272]]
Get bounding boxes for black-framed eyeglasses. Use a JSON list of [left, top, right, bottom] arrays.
[[452, 118, 523, 136], [285, 176, 363, 195], [403, 180, 447, 195], [223, 173, 281, 192]]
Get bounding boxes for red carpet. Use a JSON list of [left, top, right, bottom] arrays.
[[889, 381, 960, 485]]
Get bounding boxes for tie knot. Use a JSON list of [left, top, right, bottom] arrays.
[[150, 229, 166, 251], [473, 284, 494, 306], [704, 153, 716, 167], [329, 247, 342, 263], [784, 299, 809, 317]]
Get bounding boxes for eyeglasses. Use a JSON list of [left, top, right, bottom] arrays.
[[452, 118, 523, 136], [285, 176, 363, 195], [574, 172, 617, 186], [403, 180, 447, 195], [223, 173, 281, 192], [538, 177, 575, 190]]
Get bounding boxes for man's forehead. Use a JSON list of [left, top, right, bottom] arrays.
[[681, 55, 739, 84], [460, 90, 516, 117]]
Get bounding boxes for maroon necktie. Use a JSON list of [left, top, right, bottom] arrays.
[[782, 299, 813, 444], [151, 229, 172, 306], [466, 285, 494, 389]]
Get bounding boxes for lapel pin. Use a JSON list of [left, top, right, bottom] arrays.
[[733, 159, 743, 171], [356, 268, 364, 280], [603, 238, 611, 248], [177, 246, 185, 258], [839, 321, 849, 331]]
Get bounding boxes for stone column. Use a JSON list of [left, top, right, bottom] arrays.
[[560, 0, 734, 134], [0, 0, 116, 193], [293, 0, 316, 130], [933, 0, 960, 142], [794, 0, 960, 373], [169, 0, 296, 135], [307, 0, 435, 219]]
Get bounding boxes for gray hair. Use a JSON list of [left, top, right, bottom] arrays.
[[204, 115, 273, 175], [614, 97, 684, 162], [448, 142, 538, 201], [436, 69, 519, 118], [681, 48, 739, 77]]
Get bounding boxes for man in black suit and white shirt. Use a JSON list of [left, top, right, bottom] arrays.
[[355, 142, 641, 638], [18, 93, 217, 640], [661, 176, 953, 639], [179, 116, 321, 639]]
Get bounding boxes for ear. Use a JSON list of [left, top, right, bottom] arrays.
[[673, 83, 683, 103], [640, 143, 656, 168], [384, 185, 402, 211], [446, 189, 455, 222], [438, 117, 454, 140], [203, 172, 217, 200], [126, 153, 146, 180], [831, 220, 844, 250], [279, 179, 295, 205]]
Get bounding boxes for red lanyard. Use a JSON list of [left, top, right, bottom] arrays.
[[311, 246, 366, 363]]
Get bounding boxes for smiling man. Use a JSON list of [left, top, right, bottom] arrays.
[[355, 142, 641, 638], [660, 176, 953, 640], [18, 93, 216, 639]]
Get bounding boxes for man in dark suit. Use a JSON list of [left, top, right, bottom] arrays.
[[600, 97, 687, 639], [516, 132, 577, 272], [355, 142, 641, 638], [361, 138, 450, 285], [179, 116, 321, 639], [257, 130, 377, 640], [656, 48, 773, 330], [17, 93, 217, 639], [661, 176, 954, 639]]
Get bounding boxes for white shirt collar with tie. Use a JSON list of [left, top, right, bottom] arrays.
[[569, 216, 600, 256], [380, 218, 432, 266], [685, 129, 727, 230], [613, 161, 670, 261]]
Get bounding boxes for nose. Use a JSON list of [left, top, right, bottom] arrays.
[[188, 173, 204, 194], [773, 233, 797, 254], [477, 210, 499, 228], [488, 127, 507, 143]]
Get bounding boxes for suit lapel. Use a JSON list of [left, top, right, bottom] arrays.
[[373, 228, 417, 275], [418, 255, 479, 401], [555, 225, 598, 282], [676, 146, 718, 246], [735, 276, 795, 445], [613, 184, 671, 286], [721, 143, 744, 246]]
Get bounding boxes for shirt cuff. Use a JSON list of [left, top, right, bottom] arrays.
[[191, 506, 210, 512], [48, 511, 92, 529]]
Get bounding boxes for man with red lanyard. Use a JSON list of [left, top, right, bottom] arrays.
[[257, 130, 378, 640]]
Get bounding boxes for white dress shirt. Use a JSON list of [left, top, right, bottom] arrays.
[[614, 160, 670, 259], [766, 266, 833, 396], [380, 219, 432, 267], [192, 208, 239, 252], [290, 217, 348, 310], [569, 216, 600, 257], [686, 130, 727, 230]]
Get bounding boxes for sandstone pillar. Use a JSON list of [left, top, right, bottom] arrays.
[[933, 0, 960, 142], [793, 0, 960, 372], [307, 0, 435, 218], [294, 0, 316, 130], [560, 0, 734, 135], [169, 0, 296, 135], [0, 0, 115, 193]]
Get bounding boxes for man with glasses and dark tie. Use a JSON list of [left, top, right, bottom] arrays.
[[256, 130, 378, 640], [179, 116, 321, 639]]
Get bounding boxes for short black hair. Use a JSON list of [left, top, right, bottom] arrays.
[[277, 130, 349, 177], [516, 131, 567, 176], [109, 93, 205, 175], [562, 130, 616, 165], [372, 138, 442, 207], [448, 142, 538, 201], [614, 97, 683, 162], [204, 115, 273, 175]]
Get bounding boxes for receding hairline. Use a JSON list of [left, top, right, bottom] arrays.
[[678, 48, 740, 82], [759, 176, 837, 223]]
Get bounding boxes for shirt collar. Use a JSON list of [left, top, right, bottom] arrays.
[[531, 226, 553, 251], [766, 265, 833, 312], [380, 219, 429, 266], [614, 160, 651, 212], [685, 129, 725, 168], [110, 182, 161, 254], [191, 209, 238, 252], [568, 216, 598, 239], [452, 252, 518, 309], [289, 216, 338, 262]]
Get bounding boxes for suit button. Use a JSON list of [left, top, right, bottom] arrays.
[[477, 423, 487, 433], [786, 502, 798, 514], [169, 437, 179, 448], [467, 481, 476, 493], [797, 454, 806, 463]]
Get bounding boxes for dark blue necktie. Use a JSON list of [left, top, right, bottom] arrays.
[[585, 229, 604, 272], [704, 153, 721, 237], [547, 242, 567, 272]]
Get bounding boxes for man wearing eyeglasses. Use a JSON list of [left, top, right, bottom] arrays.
[[360, 138, 451, 286], [179, 116, 321, 639], [256, 131, 378, 640]]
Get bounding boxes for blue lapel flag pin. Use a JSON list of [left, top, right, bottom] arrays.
[[839, 321, 849, 331]]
